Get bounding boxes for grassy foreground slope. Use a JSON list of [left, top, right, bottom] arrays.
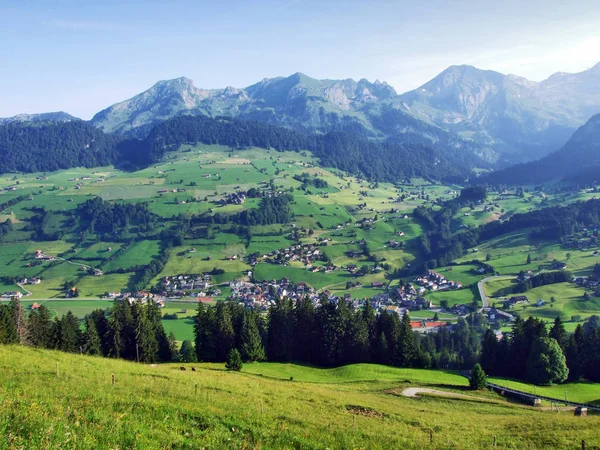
[[1, 347, 599, 449]]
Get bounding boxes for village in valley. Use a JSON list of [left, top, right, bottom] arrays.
[[1, 143, 600, 340]]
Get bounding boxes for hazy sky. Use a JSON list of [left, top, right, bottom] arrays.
[[1, 0, 599, 119]]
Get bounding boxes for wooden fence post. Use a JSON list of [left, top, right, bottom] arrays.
[[429, 429, 433, 444], [56, 362, 59, 377], [111, 374, 115, 385]]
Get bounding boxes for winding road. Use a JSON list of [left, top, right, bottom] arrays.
[[477, 275, 515, 308]]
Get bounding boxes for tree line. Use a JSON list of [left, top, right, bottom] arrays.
[[481, 316, 600, 385], [0, 298, 175, 362], [3, 295, 600, 387], [195, 297, 486, 370]]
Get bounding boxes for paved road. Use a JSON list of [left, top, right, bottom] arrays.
[[477, 275, 515, 308], [402, 387, 476, 400]]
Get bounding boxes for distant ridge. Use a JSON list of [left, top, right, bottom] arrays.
[[483, 113, 600, 185], [0, 111, 79, 124]]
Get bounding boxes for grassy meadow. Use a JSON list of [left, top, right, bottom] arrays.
[[1, 345, 600, 449]]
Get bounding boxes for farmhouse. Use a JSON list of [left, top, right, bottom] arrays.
[[505, 296, 529, 308]]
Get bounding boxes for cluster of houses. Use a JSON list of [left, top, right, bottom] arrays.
[[229, 278, 319, 309], [159, 274, 220, 298], [220, 191, 246, 205], [249, 243, 331, 271], [393, 284, 432, 310], [414, 270, 463, 292], [1, 291, 23, 299], [105, 291, 166, 307]]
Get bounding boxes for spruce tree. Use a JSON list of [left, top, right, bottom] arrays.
[[214, 301, 235, 361], [373, 332, 389, 365], [395, 313, 417, 367], [132, 301, 158, 363], [344, 311, 370, 364], [470, 363, 487, 390], [241, 311, 266, 362], [267, 298, 294, 362], [194, 302, 216, 361], [549, 316, 567, 349], [82, 318, 102, 355], [0, 304, 18, 344], [225, 348, 243, 371], [179, 340, 196, 363], [87, 309, 111, 356], [565, 325, 586, 381], [9, 297, 29, 345], [59, 311, 83, 353], [168, 332, 179, 362], [480, 328, 500, 375], [28, 305, 53, 348], [292, 296, 316, 362]]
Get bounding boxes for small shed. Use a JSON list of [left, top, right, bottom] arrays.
[[574, 407, 588, 416]]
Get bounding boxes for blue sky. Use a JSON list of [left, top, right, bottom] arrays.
[[1, 0, 599, 119]]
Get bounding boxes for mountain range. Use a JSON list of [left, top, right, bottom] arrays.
[[3, 62, 600, 170]]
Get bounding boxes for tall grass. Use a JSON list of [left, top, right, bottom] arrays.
[[1, 345, 599, 449]]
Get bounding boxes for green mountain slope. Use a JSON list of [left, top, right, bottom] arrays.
[[1, 345, 599, 449]]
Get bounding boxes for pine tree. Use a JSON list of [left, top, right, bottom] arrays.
[[194, 302, 216, 361], [240, 311, 266, 362], [87, 309, 111, 356], [292, 297, 316, 362], [148, 301, 171, 362], [132, 301, 158, 363], [179, 340, 197, 363], [344, 310, 370, 364], [480, 328, 500, 375], [10, 297, 29, 345], [28, 305, 53, 348], [214, 301, 235, 361], [373, 332, 390, 365], [395, 313, 417, 367], [549, 316, 567, 349], [82, 318, 102, 355], [267, 298, 294, 362], [470, 363, 487, 390], [168, 332, 179, 361], [565, 325, 586, 381], [0, 304, 18, 344], [59, 311, 83, 353], [225, 348, 243, 371]]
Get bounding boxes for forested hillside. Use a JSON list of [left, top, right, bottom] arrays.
[[0, 121, 120, 173], [0, 115, 475, 182]]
